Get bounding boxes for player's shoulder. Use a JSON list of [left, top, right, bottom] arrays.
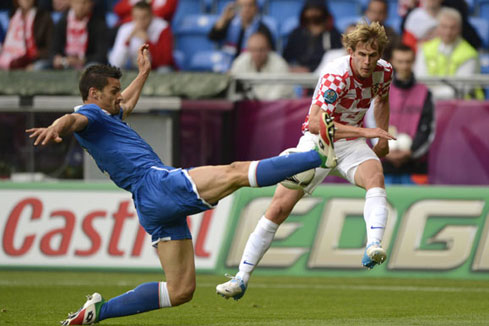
[[375, 59, 393, 81], [318, 55, 351, 83]]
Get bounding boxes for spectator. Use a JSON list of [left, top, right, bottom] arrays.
[[230, 31, 294, 100], [113, 0, 178, 25], [109, 1, 174, 71], [51, 0, 108, 70], [0, 0, 53, 70], [364, 0, 400, 61], [414, 7, 483, 100], [314, 24, 356, 76], [442, 0, 482, 50], [208, 0, 274, 58], [403, 0, 442, 52], [283, 0, 342, 73], [383, 44, 435, 184]]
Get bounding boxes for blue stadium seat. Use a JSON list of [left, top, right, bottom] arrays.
[[172, 0, 206, 27], [173, 50, 186, 70], [279, 16, 299, 50], [480, 53, 489, 74], [173, 14, 219, 67], [335, 15, 360, 33], [106, 12, 119, 29], [261, 15, 279, 46], [214, 0, 265, 13], [328, 0, 362, 20], [188, 50, 233, 72], [469, 16, 489, 49], [267, 0, 303, 23], [479, 0, 489, 19], [0, 10, 9, 33]]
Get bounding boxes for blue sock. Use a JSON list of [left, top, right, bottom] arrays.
[[252, 150, 321, 187], [99, 282, 160, 320]]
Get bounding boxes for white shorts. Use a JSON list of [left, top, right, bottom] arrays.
[[296, 132, 380, 194]]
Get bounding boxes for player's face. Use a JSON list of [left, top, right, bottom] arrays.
[[349, 42, 381, 79], [391, 49, 414, 81], [438, 16, 460, 45], [97, 78, 123, 115]]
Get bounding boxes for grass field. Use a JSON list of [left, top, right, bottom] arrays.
[[1, 270, 489, 326]]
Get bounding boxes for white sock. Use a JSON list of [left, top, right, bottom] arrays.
[[364, 187, 388, 244], [159, 282, 172, 308], [236, 216, 279, 284]]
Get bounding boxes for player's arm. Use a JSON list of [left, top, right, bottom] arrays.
[[308, 104, 394, 141], [26, 113, 88, 146], [120, 44, 151, 120], [371, 95, 390, 157]]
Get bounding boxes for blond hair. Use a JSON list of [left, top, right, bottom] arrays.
[[342, 21, 389, 56]]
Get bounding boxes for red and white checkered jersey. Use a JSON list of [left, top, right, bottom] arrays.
[[303, 55, 392, 132]]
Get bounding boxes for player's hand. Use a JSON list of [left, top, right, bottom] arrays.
[[362, 127, 396, 140], [222, 2, 236, 21], [26, 127, 63, 146], [137, 43, 151, 75]]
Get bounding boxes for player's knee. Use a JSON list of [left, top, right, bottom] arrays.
[[225, 161, 248, 186], [170, 283, 195, 306], [365, 171, 385, 188]]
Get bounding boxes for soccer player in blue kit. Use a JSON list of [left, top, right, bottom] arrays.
[[26, 44, 337, 325]]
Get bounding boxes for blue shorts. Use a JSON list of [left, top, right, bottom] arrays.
[[133, 166, 215, 246]]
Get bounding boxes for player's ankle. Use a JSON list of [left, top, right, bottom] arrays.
[[236, 271, 250, 284]]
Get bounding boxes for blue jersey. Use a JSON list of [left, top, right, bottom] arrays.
[[74, 104, 164, 192]]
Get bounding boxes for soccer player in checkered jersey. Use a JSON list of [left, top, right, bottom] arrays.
[[217, 21, 396, 300]]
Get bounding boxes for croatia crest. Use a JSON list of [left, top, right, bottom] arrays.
[[371, 83, 381, 96], [324, 89, 337, 104]]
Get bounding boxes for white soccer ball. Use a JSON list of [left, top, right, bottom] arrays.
[[279, 148, 316, 190]]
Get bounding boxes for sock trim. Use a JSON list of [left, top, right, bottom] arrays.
[[159, 282, 172, 308], [248, 161, 259, 187], [366, 187, 386, 198], [258, 216, 279, 232]]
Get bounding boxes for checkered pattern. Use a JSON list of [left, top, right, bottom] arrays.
[[303, 56, 392, 131]]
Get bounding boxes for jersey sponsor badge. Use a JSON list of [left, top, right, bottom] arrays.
[[324, 89, 338, 104]]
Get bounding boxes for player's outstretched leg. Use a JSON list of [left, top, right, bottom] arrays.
[[61, 293, 106, 325]]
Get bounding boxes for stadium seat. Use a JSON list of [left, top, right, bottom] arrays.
[[469, 16, 489, 49], [172, 0, 206, 27], [267, 0, 303, 23], [279, 16, 299, 50], [0, 10, 8, 33], [105, 12, 119, 29], [335, 15, 360, 33], [173, 50, 186, 70], [328, 0, 362, 20], [480, 53, 489, 74], [261, 15, 279, 46], [479, 0, 489, 19], [173, 14, 219, 67], [188, 50, 233, 72]]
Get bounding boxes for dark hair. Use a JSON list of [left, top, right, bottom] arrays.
[[392, 42, 414, 54], [368, 0, 388, 12], [133, 0, 151, 11], [79, 64, 122, 101], [299, 0, 333, 30]]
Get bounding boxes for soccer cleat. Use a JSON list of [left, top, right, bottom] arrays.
[[317, 112, 337, 169], [362, 242, 387, 269], [216, 274, 247, 301], [61, 293, 105, 325]]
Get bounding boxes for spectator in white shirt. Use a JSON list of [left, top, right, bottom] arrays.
[[230, 31, 294, 100]]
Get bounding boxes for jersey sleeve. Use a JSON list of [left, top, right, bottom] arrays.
[[75, 106, 103, 134], [313, 73, 348, 114], [378, 65, 393, 99]]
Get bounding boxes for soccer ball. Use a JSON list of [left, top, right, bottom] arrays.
[[279, 148, 316, 190]]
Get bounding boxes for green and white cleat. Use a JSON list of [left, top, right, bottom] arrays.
[[61, 292, 105, 325]]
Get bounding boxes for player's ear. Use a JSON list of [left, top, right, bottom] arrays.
[[347, 47, 353, 55], [88, 87, 99, 100]]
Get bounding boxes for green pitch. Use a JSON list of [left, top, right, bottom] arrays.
[[1, 270, 488, 326]]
